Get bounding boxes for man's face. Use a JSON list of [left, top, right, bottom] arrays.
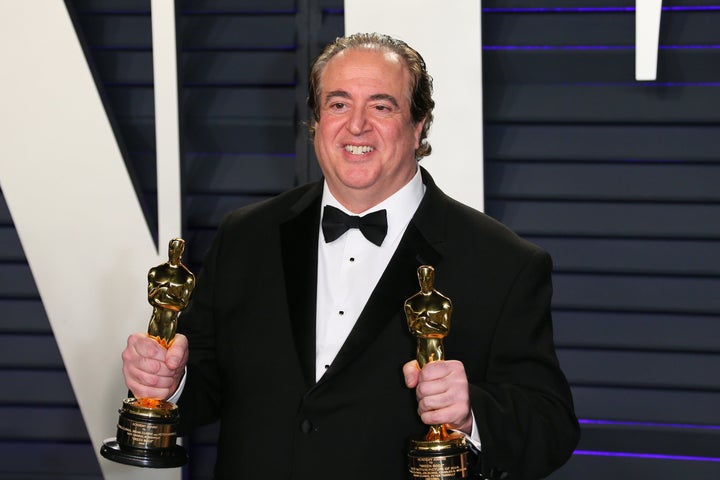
[[313, 48, 425, 212]]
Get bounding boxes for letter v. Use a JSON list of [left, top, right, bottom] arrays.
[[0, 2, 181, 479]]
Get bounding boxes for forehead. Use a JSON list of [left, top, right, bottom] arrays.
[[320, 48, 411, 96]]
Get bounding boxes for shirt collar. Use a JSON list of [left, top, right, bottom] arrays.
[[321, 167, 426, 230]]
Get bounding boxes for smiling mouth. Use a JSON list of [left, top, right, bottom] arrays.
[[344, 145, 374, 155]]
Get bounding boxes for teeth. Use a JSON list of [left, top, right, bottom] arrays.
[[344, 145, 373, 155]]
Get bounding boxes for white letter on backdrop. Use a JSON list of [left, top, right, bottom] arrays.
[[0, 2, 180, 479], [344, 0, 485, 211], [636, 0, 663, 81]]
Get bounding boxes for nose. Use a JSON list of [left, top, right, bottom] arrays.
[[346, 107, 369, 135]]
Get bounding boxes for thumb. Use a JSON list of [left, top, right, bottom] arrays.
[[403, 360, 420, 388], [166, 334, 188, 369]]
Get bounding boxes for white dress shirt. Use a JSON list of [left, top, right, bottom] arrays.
[[315, 167, 425, 381]]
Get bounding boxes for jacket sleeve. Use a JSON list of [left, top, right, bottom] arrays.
[[471, 249, 580, 479], [175, 222, 226, 432]]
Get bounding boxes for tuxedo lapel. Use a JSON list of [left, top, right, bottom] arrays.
[[280, 183, 323, 387]]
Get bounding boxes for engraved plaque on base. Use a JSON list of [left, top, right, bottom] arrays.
[[100, 399, 187, 468], [405, 266, 470, 479], [100, 238, 195, 468], [408, 429, 469, 480]]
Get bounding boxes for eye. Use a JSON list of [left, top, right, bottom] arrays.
[[329, 102, 346, 111], [371, 103, 395, 115]]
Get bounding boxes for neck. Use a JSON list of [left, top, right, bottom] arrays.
[[326, 166, 419, 214], [334, 195, 385, 214]]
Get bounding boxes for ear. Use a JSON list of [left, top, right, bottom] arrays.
[[309, 119, 318, 141], [413, 117, 426, 149]]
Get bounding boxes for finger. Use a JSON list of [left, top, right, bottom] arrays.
[[129, 384, 173, 401], [128, 333, 167, 361], [126, 365, 178, 388], [403, 360, 420, 388], [416, 364, 453, 398], [123, 345, 165, 376], [415, 360, 470, 412], [126, 360, 183, 400], [419, 402, 471, 432], [417, 359, 457, 382], [124, 363, 179, 399], [417, 391, 470, 421], [166, 334, 189, 370], [122, 341, 174, 386], [417, 384, 467, 412]]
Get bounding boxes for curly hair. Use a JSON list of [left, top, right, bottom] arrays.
[[307, 33, 435, 160]]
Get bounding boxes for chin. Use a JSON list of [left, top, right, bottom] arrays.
[[338, 171, 379, 190]]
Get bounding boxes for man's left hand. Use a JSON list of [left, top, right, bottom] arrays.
[[403, 359, 473, 435]]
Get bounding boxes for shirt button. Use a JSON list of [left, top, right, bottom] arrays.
[[300, 419, 314, 434]]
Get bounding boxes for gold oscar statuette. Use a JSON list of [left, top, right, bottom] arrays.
[[405, 265, 470, 479], [101, 238, 196, 468]]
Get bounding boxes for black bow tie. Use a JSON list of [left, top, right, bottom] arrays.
[[321, 205, 388, 246]]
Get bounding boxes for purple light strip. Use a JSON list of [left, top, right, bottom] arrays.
[[579, 418, 720, 431], [575, 450, 720, 462], [483, 45, 720, 50], [179, 10, 297, 15], [561, 82, 720, 87], [661, 44, 720, 49], [273, 6, 720, 14], [484, 45, 632, 50], [483, 6, 720, 13], [485, 7, 633, 13]]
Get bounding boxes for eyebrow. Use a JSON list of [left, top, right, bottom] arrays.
[[369, 93, 399, 108], [324, 90, 350, 103], [324, 90, 400, 108]]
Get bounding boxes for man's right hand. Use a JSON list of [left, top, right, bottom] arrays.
[[121, 332, 188, 400]]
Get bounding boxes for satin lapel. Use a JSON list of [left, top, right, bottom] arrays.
[[321, 171, 448, 383], [280, 183, 323, 388]]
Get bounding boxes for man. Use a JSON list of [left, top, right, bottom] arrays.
[[122, 33, 579, 479]]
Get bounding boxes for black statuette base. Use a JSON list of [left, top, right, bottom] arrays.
[[100, 439, 187, 468], [99, 398, 187, 468]]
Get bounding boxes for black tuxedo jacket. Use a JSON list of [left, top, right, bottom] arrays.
[[178, 168, 579, 480]]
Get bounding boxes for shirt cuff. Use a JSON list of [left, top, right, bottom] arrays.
[[452, 411, 482, 451], [165, 366, 187, 404]]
